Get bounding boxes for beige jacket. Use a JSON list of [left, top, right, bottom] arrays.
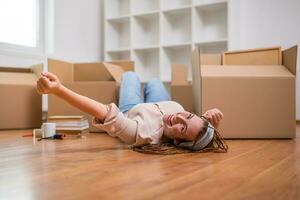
[[92, 101, 184, 146]]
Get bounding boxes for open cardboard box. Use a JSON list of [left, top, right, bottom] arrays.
[[48, 59, 134, 132], [0, 64, 43, 129], [171, 64, 194, 113], [192, 45, 297, 138]]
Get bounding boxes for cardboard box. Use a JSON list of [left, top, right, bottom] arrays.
[[0, 64, 43, 129], [48, 59, 134, 132], [192, 45, 297, 138], [171, 64, 194, 113]]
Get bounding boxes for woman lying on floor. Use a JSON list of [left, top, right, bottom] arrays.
[[36, 71, 228, 154]]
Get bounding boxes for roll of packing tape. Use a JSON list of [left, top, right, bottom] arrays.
[[33, 129, 42, 139]]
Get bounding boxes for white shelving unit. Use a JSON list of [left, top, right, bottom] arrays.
[[132, 13, 160, 48], [162, 7, 192, 46], [106, 17, 130, 51], [131, 0, 160, 14], [161, 0, 191, 10], [132, 48, 160, 81], [161, 44, 192, 81], [104, 0, 228, 82]]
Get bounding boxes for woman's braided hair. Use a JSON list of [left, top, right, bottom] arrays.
[[130, 116, 228, 155]]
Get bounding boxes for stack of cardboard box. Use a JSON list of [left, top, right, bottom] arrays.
[[172, 45, 297, 138], [171, 64, 194, 113], [0, 64, 43, 129], [48, 59, 134, 132]]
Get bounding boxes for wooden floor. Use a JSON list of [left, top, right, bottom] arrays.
[[0, 125, 299, 200]]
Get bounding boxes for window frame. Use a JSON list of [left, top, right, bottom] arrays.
[[0, 0, 45, 59]]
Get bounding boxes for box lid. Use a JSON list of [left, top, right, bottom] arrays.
[[74, 63, 114, 82], [103, 62, 127, 83], [201, 65, 294, 78], [0, 64, 43, 85], [74, 62, 126, 83], [282, 45, 297, 75], [106, 60, 134, 72], [48, 59, 134, 83], [48, 59, 74, 82], [222, 46, 282, 65]]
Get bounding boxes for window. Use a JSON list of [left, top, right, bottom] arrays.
[[0, 0, 44, 57]]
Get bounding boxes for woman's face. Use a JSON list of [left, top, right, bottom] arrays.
[[162, 111, 205, 142]]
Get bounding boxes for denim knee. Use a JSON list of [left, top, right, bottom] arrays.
[[145, 78, 162, 88], [122, 71, 139, 81]]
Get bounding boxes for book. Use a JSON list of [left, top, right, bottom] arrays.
[[48, 115, 85, 122], [47, 115, 90, 132]]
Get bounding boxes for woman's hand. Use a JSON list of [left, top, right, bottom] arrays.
[[36, 72, 61, 95], [202, 108, 223, 128]]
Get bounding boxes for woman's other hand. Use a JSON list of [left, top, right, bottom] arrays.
[[203, 108, 223, 128]]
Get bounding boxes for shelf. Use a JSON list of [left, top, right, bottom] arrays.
[[105, 0, 130, 19], [133, 45, 160, 51], [195, 38, 227, 45], [132, 13, 159, 48], [132, 10, 160, 17], [161, 0, 192, 11], [162, 7, 192, 45], [132, 48, 160, 82], [161, 44, 192, 82], [106, 18, 130, 50], [131, 0, 160, 15], [162, 42, 192, 48], [162, 5, 192, 14], [106, 48, 131, 53], [193, 2, 227, 42], [107, 15, 130, 22], [193, 0, 227, 7], [196, 41, 227, 53], [106, 51, 130, 61]]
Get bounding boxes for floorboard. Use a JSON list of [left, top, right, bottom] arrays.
[[0, 125, 299, 200]]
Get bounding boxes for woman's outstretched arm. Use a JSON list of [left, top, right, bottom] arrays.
[[36, 72, 108, 122]]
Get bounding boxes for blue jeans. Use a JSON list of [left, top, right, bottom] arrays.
[[119, 72, 170, 113]]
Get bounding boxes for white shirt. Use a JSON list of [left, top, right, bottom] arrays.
[[92, 101, 184, 146]]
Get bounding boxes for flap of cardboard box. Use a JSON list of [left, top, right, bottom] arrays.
[[103, 62, 128, 83], [74, 63, 116, 82], [74, 62, 128, 83], [106, 60, 134, 72], [222, 46, 282, 65], [30, 63, 43, 77], [282, 45, 297, 75], [201, 65, 294, 78], [0, 64, 43, 85], [171, 64, 188, 85], [0, 67, 31, 73], [200, 54, 222, 65], [48, 59, 135, 83], [48, 59, 74, 82]]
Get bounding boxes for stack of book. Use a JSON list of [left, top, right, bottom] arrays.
[[47, 115, 89, 134]]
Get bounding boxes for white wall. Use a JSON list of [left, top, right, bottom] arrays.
[[50, 0, 102, 62], [228, 0, 300, 119]]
